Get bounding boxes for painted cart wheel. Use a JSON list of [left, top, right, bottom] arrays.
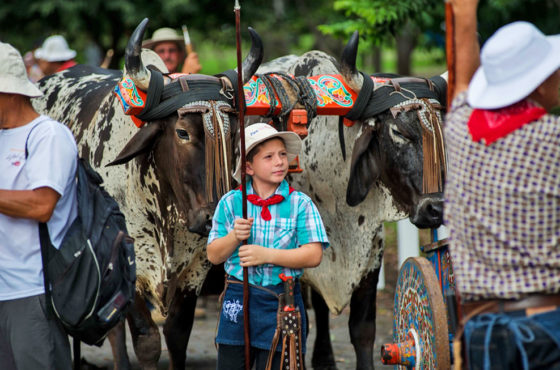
[[392, 257, 450, 369]]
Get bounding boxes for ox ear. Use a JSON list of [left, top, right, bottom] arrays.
[[106, 123, 163, 166], [346, 125, 381, 206]]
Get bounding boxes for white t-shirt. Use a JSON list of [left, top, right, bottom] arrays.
[[0, 115, 78, 301]]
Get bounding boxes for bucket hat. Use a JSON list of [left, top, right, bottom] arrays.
[[468, 21, 560, 109], [34, 35, 76, 62], [233, 123, 302, 183], [0, 42, 43, 97], [142, 28, 184, 51]]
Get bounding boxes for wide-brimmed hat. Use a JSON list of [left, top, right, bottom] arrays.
[[34, 35, 76, 62], [142, 28, 184, 51], [233, 123, 302, 183], [468, 21, 560, 109], [0, 42, 43, 97]]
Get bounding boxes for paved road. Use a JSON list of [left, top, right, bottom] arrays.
[[81, 232, 403, 369], [81, 290, 395, 369]]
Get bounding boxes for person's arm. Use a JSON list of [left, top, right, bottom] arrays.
[[207, 217, 254, 264], [0, 187, 60, 222], [181, 52, 202, 74], [237, 242, 323, 268], [451, 0, 480, 100]]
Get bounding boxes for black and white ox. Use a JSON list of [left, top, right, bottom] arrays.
[[33, 19, 263, 370], [254, 32, 446, 369]]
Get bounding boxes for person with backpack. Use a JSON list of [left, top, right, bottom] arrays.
[[207, 123, 329, 369], [0, 42, 77, 370]]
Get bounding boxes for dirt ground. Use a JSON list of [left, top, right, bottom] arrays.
[[81, 223, 418, 369]]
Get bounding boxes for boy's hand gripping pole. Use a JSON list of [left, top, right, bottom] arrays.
[[234, 1, 251, 369]]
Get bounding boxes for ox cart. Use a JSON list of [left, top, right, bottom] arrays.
[[380, 232, 458, 369]]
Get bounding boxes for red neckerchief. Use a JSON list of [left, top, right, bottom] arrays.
[[238, 185, 295, 221], [56, 60, 77, 72], [468, 100, 546, 145]]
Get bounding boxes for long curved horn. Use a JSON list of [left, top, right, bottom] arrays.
[[340, 31, 364, 93], [236, 27, 264, 84], [125, 18, 151, 91]]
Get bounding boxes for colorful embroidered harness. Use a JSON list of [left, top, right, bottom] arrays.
[[115, 71, 448, 194]]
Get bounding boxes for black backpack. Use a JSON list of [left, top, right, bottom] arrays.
[[37, 158, 136, 346], [25, 121, 136, 368]]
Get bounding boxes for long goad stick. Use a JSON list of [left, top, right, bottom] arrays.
[[234, 1, 251, 369], [181, 25, 194, 54], [445, 3, 465, 370], [445, 0, 456, 107]]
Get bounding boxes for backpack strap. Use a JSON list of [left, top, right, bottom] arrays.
[[24, 116, 49, 159], [38, 222, 53, 319]]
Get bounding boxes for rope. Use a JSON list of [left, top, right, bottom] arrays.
[[255, 72, 318, 127]]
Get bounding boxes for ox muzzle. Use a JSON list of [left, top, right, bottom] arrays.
[[409, 192, 444, 229]]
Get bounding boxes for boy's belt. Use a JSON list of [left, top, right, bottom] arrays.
[[462, 293, 560, 318]]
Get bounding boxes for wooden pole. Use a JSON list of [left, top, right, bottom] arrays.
[[234, 1, 250, 369], [445, 1, 456, 107]]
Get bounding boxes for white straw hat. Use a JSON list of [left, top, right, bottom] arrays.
[[142, 28, 184, 51], [233, 123, 302, 183], [0, 42, 43, 97], [468, 21, 560, 109], [34, 35, 77, 62]]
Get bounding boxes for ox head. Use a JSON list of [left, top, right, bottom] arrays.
[[341, 32, 446, 229], [107, 18, 263, 235]]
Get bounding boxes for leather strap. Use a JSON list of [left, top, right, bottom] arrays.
[[462, 294, 560, 318]]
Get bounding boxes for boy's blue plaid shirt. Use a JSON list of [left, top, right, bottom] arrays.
[[208, 180, 329, 286]]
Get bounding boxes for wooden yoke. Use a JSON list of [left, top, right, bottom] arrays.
[[244, 73, 360, 172], [244, 73, 360, 135]]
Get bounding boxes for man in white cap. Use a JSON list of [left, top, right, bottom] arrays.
[[34, 35, 77, 76], [0, 42, 77, 369], [445, 0, 560, 368], [143, 27, 202, 74]]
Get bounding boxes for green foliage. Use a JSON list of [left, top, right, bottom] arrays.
[[478, 0, 560, 41], [319, 0, 441, 44]]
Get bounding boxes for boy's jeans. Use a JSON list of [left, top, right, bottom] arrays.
[[463, 307, 560, 369]]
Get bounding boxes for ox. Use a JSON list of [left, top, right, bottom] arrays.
[[33, 19, 263, 369], [252, 32, 446, 369]]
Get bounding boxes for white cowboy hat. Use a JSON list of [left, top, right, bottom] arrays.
[[233, 123, 302, 183], [468, 21, 560, 109], [142, 28, 184, 51], [34, 35, 77, 62], [0, 42, 43, 98]]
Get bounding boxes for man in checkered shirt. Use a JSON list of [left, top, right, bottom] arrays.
[[446, 0, 560, 368]]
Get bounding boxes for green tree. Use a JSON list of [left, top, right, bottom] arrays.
[[318, 0, 560, 75], [0, 0, 345, 72]]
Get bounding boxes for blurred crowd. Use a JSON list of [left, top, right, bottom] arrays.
[[19, 26, 202, 84]]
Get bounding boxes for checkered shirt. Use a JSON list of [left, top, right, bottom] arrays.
[[445, 92, 560, 301], [208, 180, 329, 287]]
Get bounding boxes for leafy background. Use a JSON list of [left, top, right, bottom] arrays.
[[3, 0, 557, 77]]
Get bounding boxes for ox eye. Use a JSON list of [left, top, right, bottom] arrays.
[[389, 124, 410, 144], [391, 128, 406, 139], [176, 129, 190, 141]]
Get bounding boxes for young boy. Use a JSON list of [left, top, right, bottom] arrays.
[[207, 123, 329, 369]]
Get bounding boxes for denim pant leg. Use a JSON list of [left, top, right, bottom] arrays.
[[464, 309, 560, 370], [216, 344, 281, 370]]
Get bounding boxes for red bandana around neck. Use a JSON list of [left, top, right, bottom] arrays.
[[468, 99, 546, 145], [239, 185, 294, 221]]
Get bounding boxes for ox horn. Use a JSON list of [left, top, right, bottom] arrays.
[[340, 31, 364, 93], [240, 27, 264, 84], [125, 18, 151, 91], [219, 27, 263, 85]]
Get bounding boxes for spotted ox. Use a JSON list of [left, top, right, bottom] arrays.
[[253, 33, 446, 369], [33, 19, 263, 370]]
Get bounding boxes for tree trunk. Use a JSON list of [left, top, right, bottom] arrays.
[[395, 22, 418, 76]]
